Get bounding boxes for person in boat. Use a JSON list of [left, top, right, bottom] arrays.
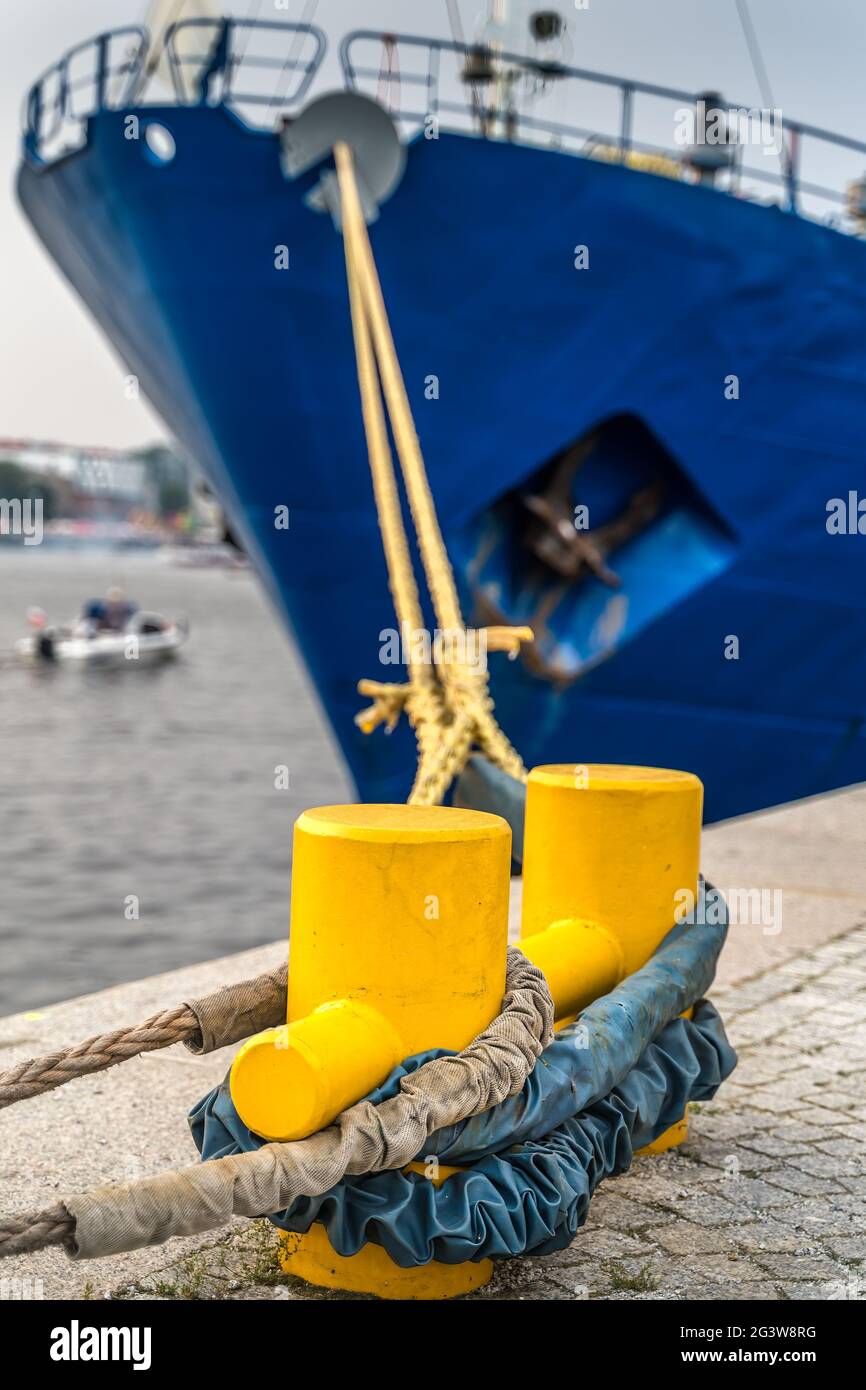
[[25, 606, 57, 661], [81, 587, 138, 635]]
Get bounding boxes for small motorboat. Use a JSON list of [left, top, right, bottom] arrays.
[[15, 609, 188, 668]]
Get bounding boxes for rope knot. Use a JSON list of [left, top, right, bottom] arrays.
[[355, 679, 412, 734]]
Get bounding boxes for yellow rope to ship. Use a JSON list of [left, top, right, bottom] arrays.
[[335, 142, 531, 804]]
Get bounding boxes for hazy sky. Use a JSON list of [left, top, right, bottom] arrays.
[[1, 0, 864, 450]]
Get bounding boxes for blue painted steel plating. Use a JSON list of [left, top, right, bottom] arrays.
[[17, 24, 866, 821]]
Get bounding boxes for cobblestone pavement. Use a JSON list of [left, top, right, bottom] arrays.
[[96, 918, 866, 1303]]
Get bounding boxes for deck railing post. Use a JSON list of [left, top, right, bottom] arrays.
[[95, 33, 109, 111], [786, 125, 801, 214], [25, 83, 43, 162], [224, 19, 238, 101], [427, 42, 440, 122], [620, 82, 633, 161]]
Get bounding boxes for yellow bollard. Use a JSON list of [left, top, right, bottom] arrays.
[[521, 763, 703, 1146], [231, 766, 703, 1296], [231, 803, 511, 1299], [279, 1161, 492, 1300]]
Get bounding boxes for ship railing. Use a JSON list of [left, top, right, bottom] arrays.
[[163, 18, 326, 117], [23, 28, 149, 167], [21, 20, 327, 168], [341, 30, 866, 231], [22, 22, 866, 232]]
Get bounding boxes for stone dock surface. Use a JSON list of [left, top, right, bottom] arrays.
[[1, 785, 864, 1301]]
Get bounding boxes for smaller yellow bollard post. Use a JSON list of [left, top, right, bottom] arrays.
[[521, 763, 703, 1145], [521, 764, 702, 965], [518, 917, 625, 1021], [232, 803, 511, 1299]]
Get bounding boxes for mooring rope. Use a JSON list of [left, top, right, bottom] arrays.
[[0, 949, 554, 1262], [0, 962, 290, 1112], [0, 903, 734, 1263], [0, 1204, 74, 1258], [335, 141, 532, 805], [0, 1005, 199, 1110]]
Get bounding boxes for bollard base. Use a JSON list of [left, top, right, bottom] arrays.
[[637, 1109, 689, 1154], [279, 1225, 493, 1300], [636, 1007, 693, 1154]]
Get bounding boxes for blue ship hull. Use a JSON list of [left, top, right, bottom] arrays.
[[18, 99, 866, 821]]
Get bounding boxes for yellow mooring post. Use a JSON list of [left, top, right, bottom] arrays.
[[521, 763, 703, 1150], [231, 803, 512, 1299]]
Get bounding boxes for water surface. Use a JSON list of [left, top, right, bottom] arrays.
[[0, 547, 351, 1013]]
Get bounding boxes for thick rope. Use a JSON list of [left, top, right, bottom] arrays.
[[0, 1205, 74, 1257], [335, 141, 531, 803], [0, 962, 290, 1112], [0, 949, 554, 1261], [339, 163, 449, 789], [0, 1005, 199, 1110]]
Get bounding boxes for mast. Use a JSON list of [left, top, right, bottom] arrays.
[[467, 2, 567, 139]]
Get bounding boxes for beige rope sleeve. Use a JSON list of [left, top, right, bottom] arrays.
[[182, 961, 288, 1055], [0, 949, 553, 1261]]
